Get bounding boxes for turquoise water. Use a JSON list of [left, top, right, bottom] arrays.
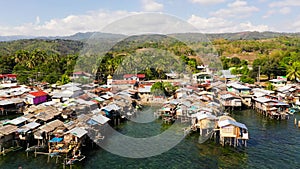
[[1, 109, 300, 169]]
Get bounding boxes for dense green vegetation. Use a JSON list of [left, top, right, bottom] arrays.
[[150, 81, 177, 97], [76, 34, 202, 83], [0, 32, 300, 85], [216, 36, 300, 83], [0, 39, 82, 84]]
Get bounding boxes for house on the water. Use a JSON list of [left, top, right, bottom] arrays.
[[227, 82, 252, 106], [252, 97, 289, 120], [219, 92, 242, 110], [217, 116, 249, 147]]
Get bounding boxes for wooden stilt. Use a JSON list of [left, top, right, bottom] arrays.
[[47, 153, 50, 163], [26, 143, 29, 158], [35, 147, 37, 158]]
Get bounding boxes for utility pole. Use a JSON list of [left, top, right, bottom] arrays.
[[258, 66, 261, 83]]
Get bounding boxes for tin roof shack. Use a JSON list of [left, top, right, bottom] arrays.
[[101, 104, 121, 126], [253, 97, 289, 120], [86, 114, 110, 142], [26, 91, 48, 105], [191, 112, 217, 138], [51, 83, 84, 102], [0, 125, 18, 148], [227, 83, 252, 107], [227, 82, 251, 95], [208, 81, 226, 93], [276, 85, 297, 103], [269, 79, 287, 88], [0, 98, 25, 115], [192, 72, 213, 84], [33, 106, 62, 124], [60, 127, 88, 155], [218, 118, 249, 147], [196, 91, 214, 103], [16, 121, 40, 141], [5, 116, 28, 127], [34, 119, 64, 145], [219, 92, 242, 110]]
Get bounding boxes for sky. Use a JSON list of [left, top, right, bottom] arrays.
[[0, 0, 299, 36]]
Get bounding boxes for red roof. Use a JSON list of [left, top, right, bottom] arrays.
[[29, 91, 48, 97], [0, 74, 17, 78], [123, 74, 145, 79]]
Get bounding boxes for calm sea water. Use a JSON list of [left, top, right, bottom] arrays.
[[1, 109, 300, 169]]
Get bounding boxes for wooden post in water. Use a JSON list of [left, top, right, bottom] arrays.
[[26, 143, 29, 158], [298, 120, 300, 128], [295, 118, 297, 126], [35, 147, 37, 158]]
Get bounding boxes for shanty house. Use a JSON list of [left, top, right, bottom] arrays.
[[26, 91, 48, 105]]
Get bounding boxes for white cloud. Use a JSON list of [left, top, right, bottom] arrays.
[[263, 10, 276, 18], [190, 0, 226, 5], [188, 14, 270, 33], [212, 0, 259, 18], [263, 6, 291, 19], [279, 7, 291, 14], [0, 10, 135, 36], [269, 0, 300, 7], [142, 0, 164, 12]]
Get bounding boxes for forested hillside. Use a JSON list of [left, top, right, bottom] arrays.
[[0, 32, 299, 85]]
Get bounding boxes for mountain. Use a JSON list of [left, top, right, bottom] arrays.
[[0, 35, 36, 42], [1, 31, 300, 43], [0, 39, 84, 56]]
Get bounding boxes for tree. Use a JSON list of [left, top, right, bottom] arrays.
[[286, 61, 300, 82], [151, 82, 166, 96], [230, 57, 241, 66]]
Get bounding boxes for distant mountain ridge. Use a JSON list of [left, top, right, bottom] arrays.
[[0, 31, 299, 42]]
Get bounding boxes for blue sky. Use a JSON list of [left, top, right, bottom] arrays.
[[0, 0, 299, 36]]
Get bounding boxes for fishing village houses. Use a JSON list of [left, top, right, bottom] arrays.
[[1, 68, 300, 165]]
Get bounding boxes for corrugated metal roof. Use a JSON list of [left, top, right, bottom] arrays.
[[254, 97, 273, 103], [102, 104, 120, 112], [218, 119, 247, 130], [220, 94, 239, 100], [24, 121, 40, 129], [91, 114, 110, 125], [66, 127, 87, 138], [7, 116, 28, 125], [227, 83, 250, 90]]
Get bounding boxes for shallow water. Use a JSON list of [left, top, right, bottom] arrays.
[[1, 109, 300, 169]]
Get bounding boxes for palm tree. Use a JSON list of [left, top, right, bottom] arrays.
[[286, 61, 300, 82], [14, 50, 29, 65]]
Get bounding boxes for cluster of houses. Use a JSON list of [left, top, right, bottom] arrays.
[[156, 83, 249, 147], [1, 68, 299, 161], [0, 74, 148, 163]]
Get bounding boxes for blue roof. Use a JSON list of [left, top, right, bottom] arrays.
[[49, 137, 63, 143]]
